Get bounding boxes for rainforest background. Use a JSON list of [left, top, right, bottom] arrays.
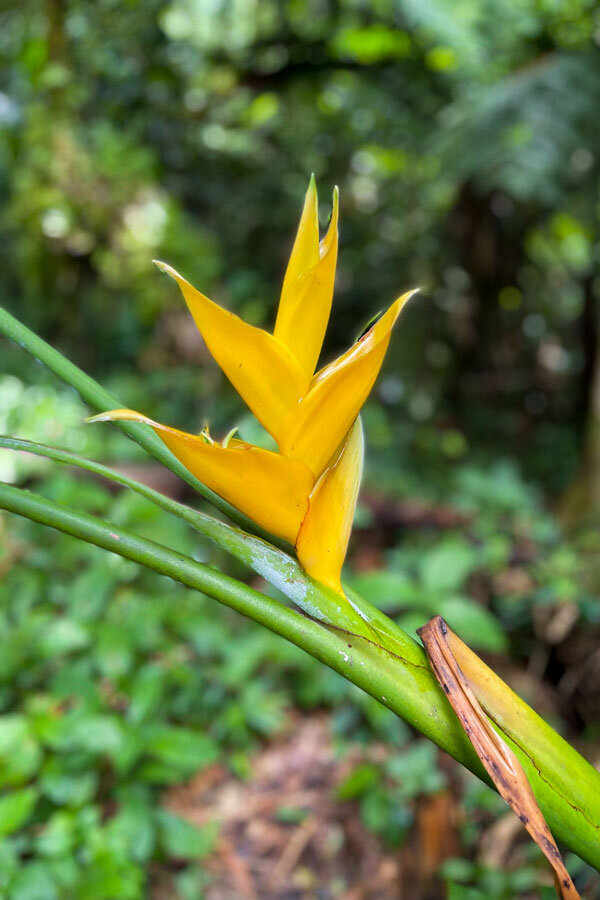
[[1, 1, 600, 898]]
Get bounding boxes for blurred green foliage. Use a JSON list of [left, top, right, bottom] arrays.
[[2, 0, 600, 897]]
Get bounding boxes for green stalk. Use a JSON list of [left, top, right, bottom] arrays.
[[0, 304, 277, 543], [0, 436, 471, 658], [0, 479, 481, 768], [1, 481, 599, 870], [0, 435, 367, 634]]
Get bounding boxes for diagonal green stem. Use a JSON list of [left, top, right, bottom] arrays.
[[1, 480, 600, 870], [0, 435, 464, 651], [0, 478, 483, 771], [0, 304, 280, 543], [0, 434, 367, 633]]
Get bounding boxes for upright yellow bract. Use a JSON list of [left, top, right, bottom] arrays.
[[89, 178, 416, 596]]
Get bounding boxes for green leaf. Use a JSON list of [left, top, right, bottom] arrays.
[[176, 865, 210, 900], [144, 726, 219, 779], [0, 716, 42, 788], [332, 25, 411, 64], [35, 812, 77, 858], [156, 810, 219, 860], [274, 805, 308, 825], [93, 623, 134, 678], [0, 787, 38, 837], [0, 839, 19, 888], [36, 618, 89, 657], [385, 742, 446, 798], [446, 882, 486, 900], [69, 566, 116, 621], [420, 539, 476, 593], [8, 861, 58, 900], [39, 760, 98, 809], [46, 858, 79, 893], [336, 763, 380, 800], [76, 849, 143, 900], [62, 714, 125, 758], [360, 788, 412, 844], [127, 664, 166, 725], [439, 857, 476, 883], [106, 798, 155, 863]]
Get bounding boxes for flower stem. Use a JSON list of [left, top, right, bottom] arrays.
[[1, 479, 599, 871]]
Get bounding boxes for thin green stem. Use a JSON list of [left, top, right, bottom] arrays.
[[0, 304, 280, 544], [0, 434, 367, 634]]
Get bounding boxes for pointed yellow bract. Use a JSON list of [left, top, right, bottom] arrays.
[[275, 187, 339, 379], [296, 418, 364, 594], [87, 409, 313, 543], [152, 261, 309, 445], [279, 173, 320, 312], [90, 178, 416, 597], [282, 290, 418, 475]]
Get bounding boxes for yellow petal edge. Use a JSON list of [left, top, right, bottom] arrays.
[[86, 409, 313, 544], [282, 289, 418, 475], [278, 174, 320, 315], [275, 185, 339, 379], [296, 417, 364, 595], [152, 261, 309, 447]]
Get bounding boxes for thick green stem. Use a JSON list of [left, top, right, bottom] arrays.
[[0, 480, 480, 765], [1, 480, 599, 870]]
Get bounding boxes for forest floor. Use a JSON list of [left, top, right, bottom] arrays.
[[151, 714, 563, 900]]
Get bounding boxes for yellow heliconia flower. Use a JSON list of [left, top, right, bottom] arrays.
[[88, 178, 416, 595]]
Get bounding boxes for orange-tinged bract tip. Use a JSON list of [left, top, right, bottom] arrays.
[[90, 179, 417, 598]]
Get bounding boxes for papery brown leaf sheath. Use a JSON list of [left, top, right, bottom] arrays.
[[417, 616, 581, 900]]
